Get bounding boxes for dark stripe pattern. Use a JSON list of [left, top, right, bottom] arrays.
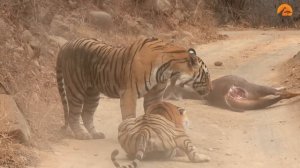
[[56, 37, 211, 139], [111, 102, 207, 167]]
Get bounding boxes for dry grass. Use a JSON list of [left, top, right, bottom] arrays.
[[206, 0, 300, 27], [0, 136, 37, 168], [280, 51, 300, 91], [0, 116, 37, 168]]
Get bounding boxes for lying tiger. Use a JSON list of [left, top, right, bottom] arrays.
[[111, 102, 210, 168], [56, 37, 211, 139]]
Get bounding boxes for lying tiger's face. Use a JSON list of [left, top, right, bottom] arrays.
[[167, 48, 212, 97], [146, 102, 189, 129]]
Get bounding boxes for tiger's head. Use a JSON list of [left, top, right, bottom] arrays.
[[169, 48, 212, 96], [141, 39, 212, 96], [146, 101, 189, 129]]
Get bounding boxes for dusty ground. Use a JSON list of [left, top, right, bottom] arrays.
[[280, 51, 300, 90], [37, 30, 300, 168]]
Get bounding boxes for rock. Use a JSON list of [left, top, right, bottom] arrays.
[[30, 92, 40, 103], [0, 94, 31, 143], [173, 9, 185, 22], [225, 151, 233, 156], [87, 11, 113, 30], [135, 17, 153, 33], [141, 0, 172, 13], [21, 30, 34, 43], [48, 35, 68, 47], [156, 0, 171, 12], [181, 0, 197, 10], [25, 43, 34, 58], [159, 31, 178, 39], [21, 30, 41, 59], [15, 46, 25, 53], [29, 39, 40, 50], [207, 148, 214, 151], [4, 39, 18, 51], [181, 30, 194, 39], [293, 51, 300, 59], [33, 60, 40, 67], [122, 15, 153, 35], [0, 18, 12, 44], [159, 30, 194, 42], [68, 0, 78, 9], [50, 15, 70, 35], [93, 0, 104, 8], [39, 7, 55, 25], [0, 82, 9, 94], [214, 61, 223, 66]]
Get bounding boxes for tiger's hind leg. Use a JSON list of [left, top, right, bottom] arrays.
[[67, 97, 92, 140], [82, 88, 105, 139], [175, 135, 210, 163]]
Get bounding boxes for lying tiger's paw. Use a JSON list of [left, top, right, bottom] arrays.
[[74, 132, 92, 140], [175, 149, 186, 157], [91, 132, 105, 139], [193, 153, 210, 163]]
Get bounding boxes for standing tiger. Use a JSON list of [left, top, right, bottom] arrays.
[[56, 37, 211, 139], [111, 102, 210, 168]]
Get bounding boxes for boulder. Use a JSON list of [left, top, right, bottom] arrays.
[[47, 35, 68, 47], [21, 30, 34, 43], [158, 31, 178, 39], [159, 30, 194, 42], [0, 18, 12, 44], [181, 0, 198, 10], [173, 9, 185, 22], [214, 61, 223, 66], [122, 15, 154, 35], [293, 51, 300, 59], [87, 11, 113, 30], [0, 94, 31, 143], [93, 0, 104, 8], [181, 30, 194, 39], [21, 29, 41, 59], [68, 0, 78, 9], [142, 0, 172, 13], [39, 6, 55, 25], [0, 82, 9, 94], [50, 15, 70, 36]]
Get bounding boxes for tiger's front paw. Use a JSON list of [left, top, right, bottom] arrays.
[[91, 132, 105, 139], [74, 131, 92, 140], [175, 148, 186, 157], [192, 153, 210, 163]]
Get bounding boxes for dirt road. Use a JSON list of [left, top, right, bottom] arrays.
[[38, 30, 300, 168]]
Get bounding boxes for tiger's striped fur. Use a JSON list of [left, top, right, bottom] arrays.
[[111, 102, 210, 168], [56, 38, 211, 139]]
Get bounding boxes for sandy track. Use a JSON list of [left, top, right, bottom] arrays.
[[38, 30, 300, 168]]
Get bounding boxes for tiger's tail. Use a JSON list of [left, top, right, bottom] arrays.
[[56, 50, 69, 130], [111, 131, 149, 168]]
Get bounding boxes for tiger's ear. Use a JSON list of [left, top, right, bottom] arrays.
[[178, 107, 186, 115], [188, 48, 196, 56], [188, 48, 198, 67]]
